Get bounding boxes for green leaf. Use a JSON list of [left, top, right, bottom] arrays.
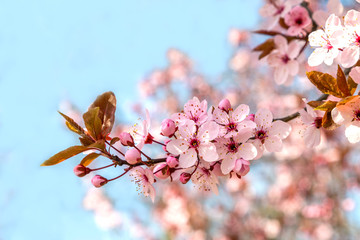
[[306, 71, 346, 98], [336, 65, 351, 97], [83, 107, 102, 140], [41, 146, 89, 166], [253, 39, 275, 60], [88, 91, 117, 138], [314, 100, 337, 111], [58, 111, 86, 136], [80, 153, 100, 166]]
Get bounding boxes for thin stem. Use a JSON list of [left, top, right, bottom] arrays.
[[105, 140, 125, 156], [108, 168, 132, 181], [152, 139, 166, 146], [134, 146, 151, 161], [90, 163, 115, 171]]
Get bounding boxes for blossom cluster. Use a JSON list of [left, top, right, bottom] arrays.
[[308, 10, 360, 67]]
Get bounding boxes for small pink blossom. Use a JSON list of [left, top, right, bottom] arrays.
[[73, 164, 90, 177], [252, 109, 292, 158], [161, 118, 176, 137], [91, 175, 108, 188], [212, 103, 256, 138], [299, 102, 324, 148], [119, 132, 134, 146], [331, 96, 360, 143], [308, 14, 345, 66], [166, 155, 179, 168], [267, 35, 302, 84], [284, 6, 311, 36], [233, 158, 250, 177], [171, 97, 208, 126], [179, 172, 191, 184], [166, 120, 219, 168], [130, 109, 153, 148], [130, 166, 156, 202], [218, 98, 231, 112], [191, 165, 219, 194]]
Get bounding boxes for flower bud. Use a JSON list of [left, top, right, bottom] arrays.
[[153, 163, 170, 179], [161, 119, 176, 137], [166, 156, 179, 168], [218, 98, 231, 112], [246, 114, 255, 121], [125, 148, 141, 164], [119, 132, 134, 146], [91, 175, 108, 188], [179, 172, 191, 184], [73, 164, 90, 177], [234, 159, 250, 176]]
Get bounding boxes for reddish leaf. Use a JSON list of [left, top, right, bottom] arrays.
[[41, 146, 89, 166], [314, 100, 337, 111], [348, 76, 358, 95], [110, 137, 120, 145], [253, 38, 275, 60], [83, 107, 102, 140], [336, 65, 351, 97], [80, 153, 100, 167], [306, 71, 346, 98]]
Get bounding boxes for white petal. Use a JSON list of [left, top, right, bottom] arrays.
[[179, 148, 197, 168], [331, 107, 348, 125], [237, 143, 257, 160], [274, 66, 289, 85], [255, 108, 273, 129], [264, 136, 283, 152], [340, 46, 359, 68], [199, 142, 219, 162], [269, 121, 292, 139], [166, 139, 189, 155], [212, 107, 229, 125], [220, 157, 236, 174], [345, 122, 360, 143], [178, 120, 196, 139], [344, 10, 360, 28], [308, 48, 326, 66], [299, 109, 315, 125], [308, 30, 327, 47]]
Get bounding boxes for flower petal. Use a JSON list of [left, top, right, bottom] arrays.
[[304, 126, 321, 148], [199, 142, 219, 162], [264, 136, 283, 152], [178, 120, 196, 139], [255, 108, 273, 129], [268, 121, 292, 139], [198, 121, 219, 141], [220, 156, 236, 174], [166, 139, 189, 155], [179, 148, 198, 168], [237, 143, 257, 160]]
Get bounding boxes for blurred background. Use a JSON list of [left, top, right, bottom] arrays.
[[1, 0, 360, 240]]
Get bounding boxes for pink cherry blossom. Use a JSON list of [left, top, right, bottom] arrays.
[[308, 14, 345, 66], [216, 131, 257, 174], [312, 0, 343, 27], [284, 6, 311, 36], [130, 166, 156, 202], [212, 103, 256, 138], [233, 158, 250, 177], [130, 109, 153, 148], [252, 109, 292, 158], [171, 97, 208, 126], [299, 102, 324, 148], [259, 0, 302, 30], [166, 120, 219, 168], [267, 35, 302, 84], [331, 96, 360, 143], [340, 10, 360, 68], [191, 164, 219, 194]]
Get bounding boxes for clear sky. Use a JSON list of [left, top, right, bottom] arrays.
[[0, 1, 261, 239]]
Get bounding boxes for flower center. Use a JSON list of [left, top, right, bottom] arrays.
[[226, 141, 238, 153], [281, 55, 290, 64], [190, 138, 200, 148], [354, 110, 360, 121], [314, 117, 323, 128], [255, 129, 267, 141], [295, 18, 303, 25], [226, 122, 237, 131]]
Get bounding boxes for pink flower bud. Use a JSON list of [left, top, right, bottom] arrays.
[[119, 132, 134, 146], [125, 148, 141, 164], [180, 172, 191, 184], [153, 163, 170, 179], [218, 98, 231, 112], [246, 114, 255, 121], [234, 159, 250, 176], [91, 175, 108, 188], [73, 164, 91, 177], [166, 155, 179, 168], [161, 119, 176, 137]]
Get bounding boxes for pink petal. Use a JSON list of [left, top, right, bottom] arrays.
[[252, 139, 264, 160], [345, 122, 360, 143], [232, 104, 250, 123], [199, 142, 219, 162], [166, 139, 189, 155], [198, 121, 219, 141], [179, 148, 198, 168], [340, 46, 359, 68], [304, 126, 321, 148], [178, 120, 196, 139], [220, 156, 236, 174], [255, 108, 273, 129], [274, 66, 289, 84], [299, 109, 315, 125], [268, 121, 292, 139], [237, 143, 257, 160], [350, 66, 360, 84], [344, 10, 360, 28], [264, 136, 283, 152], [287, 60, 299, 76], [212, 107, 229, 125], [288, 41, 302, 59], [274, 35, 288, 53]]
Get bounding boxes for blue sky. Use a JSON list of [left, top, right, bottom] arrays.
[[0, 1, 261, 239]]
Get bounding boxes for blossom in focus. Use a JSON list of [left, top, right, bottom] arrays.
[[267, 35, 302, 84], [284, 6, 311, 36], [299, 102, 324, 148], [340, 10, 360, 68], [191, 164, 219, 194], [308, 14, 345, 66], [331, 96, 360, 143], [130, 166, 156, 202], [259, 0, 302, 30], [212, 103, 256, 138], [130, 109, 153, 148], [166, 120, 219, 168], [252, 109, 292, 158], [171, 97, 208, 126]]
